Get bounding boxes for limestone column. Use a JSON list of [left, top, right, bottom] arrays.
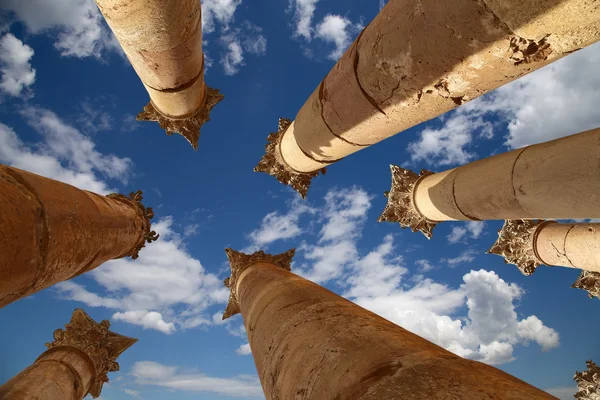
[[574, 360, 600, 400], [488, 220, 600, 298], [95, 0, 223, 150], [254, 0, 600, 197], [0, 164, 157, 308], [0, 309, 136, 400], [379, 127, 600, 238], [221, 248, 556, 399]]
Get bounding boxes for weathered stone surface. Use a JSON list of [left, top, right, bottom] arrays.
[[572, 271, 600, 299], [0, 165, 156, 308], [574, 360, 600, 400], [488, 220, 545, 276]]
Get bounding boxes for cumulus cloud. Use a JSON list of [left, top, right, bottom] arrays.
[[0, 33, 35, 97], [249, 187, 558, 365], [56, 217, 230, 333], [131, 361, 263, 397], [235, 343, 252, 355], [0, 107, 131, 194], [315, 14, 362, 60], [0, 0, 119, 58]]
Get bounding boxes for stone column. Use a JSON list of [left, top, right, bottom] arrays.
[[379, 127, 600, 238], [0, 164, 157, 308], [95, 0, 223, 150], [221, 248, 556, 399], [254, 0, 600, 197], [574, 360, 600, 400], [488, 220, 600, 298], [0, 309, 137, 400]]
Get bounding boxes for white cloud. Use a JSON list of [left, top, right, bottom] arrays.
[[0, 0, 118, 58], [0, 33, 35, 97], [113, 310, 176, 335], [315, 14, 361, 60], [201, 0, 242, 34], [122, 388, 139, 397], [235, 343, 251, 355], [220, 35, 245, 76], [288, 0, 320, 40], [447, 222, 486, 244], [415, 259, 435, 272], [407, 114, 493, 167], [131, 361, 263, 397], [0, 107, 131, 194], [251, 187, 558, 365], [56, 217, 230, 334], [442, 249, 477, 267]]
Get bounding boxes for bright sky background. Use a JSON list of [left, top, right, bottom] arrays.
[[0, 1, 599, 399]]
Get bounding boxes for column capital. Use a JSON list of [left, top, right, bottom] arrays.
[[45, 309, 137, 398], [222, 248, 295, 320], [106, 190, 159, 259], [137, 86, 224, 150], [488, 219, 549, 276], [572, 271, 600, 299], [378, 165, 437, 239], [574, 360, 600, 400], [254, 118, 326, 199]]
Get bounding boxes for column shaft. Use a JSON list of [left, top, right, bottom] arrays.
[[536, 223, 600, 272], [0, 348, 95, 400], [258, 0, 600, 194], [0, 165, 155, 308], [415, 128, 600, 221], [235, 261, 554, 399], [95, 0, 223, 149]]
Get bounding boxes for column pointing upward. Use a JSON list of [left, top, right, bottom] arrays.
[[0, 309, 137, 400], [221, 248, 556, 399]]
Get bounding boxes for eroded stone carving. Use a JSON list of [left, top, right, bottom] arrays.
[[137, 86, 224, 150], [574, 360, 600, 400], [106, 190, 159, 259], [488, 219, 546, 276], [254, 118, 326, 199], [378, 165, 436, 239], [45, 309, 137, 398], [222, 248, 295, 320], [508, 35, 553, 66], [572, 271, 600, 300]]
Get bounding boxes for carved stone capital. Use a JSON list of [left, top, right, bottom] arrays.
[[488, 219, 548, 276], [254, 118, 326, 199], [222, 248, 295, 320], [137, 86, 224, 150], [378, 165, 436, 239], [45, 309, 137, 398], [572, 271, 600, 300], [106, 190, 159, 259], [574, 360, 600, 400]]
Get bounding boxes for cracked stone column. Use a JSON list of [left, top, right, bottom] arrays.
[[489, 220, 600, 298], [379, 127, 600, 238], [574, 360, 600, 400], [95, 0, 223, 150], [0, 164, 157, 308], [0, 309, 136, 400], [254, 0, 600, 198], [221, 248, 556, 399]]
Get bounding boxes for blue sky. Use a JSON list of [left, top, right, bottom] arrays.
[[0, 1, 599, 399]]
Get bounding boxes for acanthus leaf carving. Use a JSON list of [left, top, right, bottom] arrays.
[[574, 360, 600, 400], [222, 248, 295, 320], [378, 165, 436, 239], [254, 118, 326, 199], [572, 271, 600, 300], [488, 219, 546, 276], [45, 309, 137, 398], [137, 86, 224, 150]]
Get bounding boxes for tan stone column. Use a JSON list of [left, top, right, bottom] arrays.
[[0, 164, 157, 308], [379, 127, 600, 238], [254, 0, 600, 197], [95, 0, 223, 150], [0, 309, 136, 400], [574, 360, 600, 400], [221, 248, 556, 399], [489, 219, 600, 298]]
